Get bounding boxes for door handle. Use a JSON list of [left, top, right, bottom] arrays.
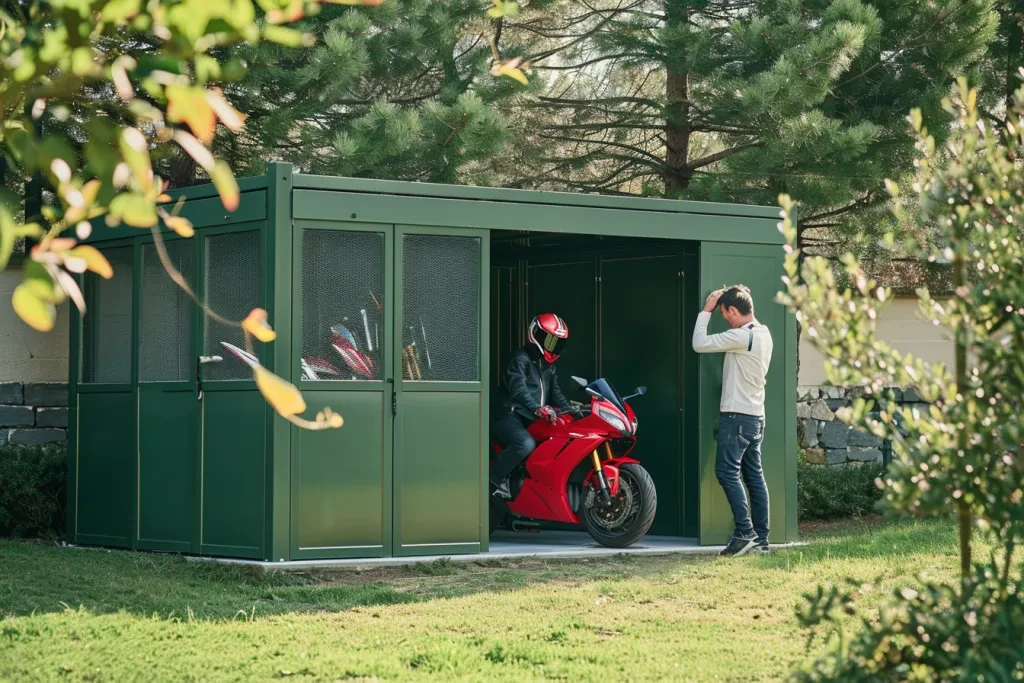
[[387, 377, 396, 417], [197, 355, 223, 401]]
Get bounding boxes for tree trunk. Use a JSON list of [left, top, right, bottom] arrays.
[[953, 249, 972, 580], [664, 1, 691, 196], [1005, 5, 1024, 135]]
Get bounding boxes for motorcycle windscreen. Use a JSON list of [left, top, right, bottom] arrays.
[[587, 378, 626, 412]]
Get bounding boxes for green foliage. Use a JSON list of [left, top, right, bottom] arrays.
[[218, 0, 528, 184], [500, 0, 998, 264], [778, 77, 1024, 680], [0, 445, 66, 539], [797, 457, 884, 522]]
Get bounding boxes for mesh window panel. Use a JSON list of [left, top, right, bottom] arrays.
[[301, 230, 385, 381], [401, 234, 480, 382], [139, 241, 193, 382], [81, 246, 133, 384], [203, 230, 261, 381]]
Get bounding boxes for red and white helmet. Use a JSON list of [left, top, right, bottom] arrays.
[[528, 313, 569, 364]]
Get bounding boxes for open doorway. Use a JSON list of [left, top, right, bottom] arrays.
[[488, 230, 702, 540]]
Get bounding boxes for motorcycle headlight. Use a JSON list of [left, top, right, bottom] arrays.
[[597, 406, 632, 436]]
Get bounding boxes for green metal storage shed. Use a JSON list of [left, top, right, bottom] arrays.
[[66, 163, 796, 562]]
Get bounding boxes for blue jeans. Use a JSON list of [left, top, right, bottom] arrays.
[[715, 413, 769, 542]]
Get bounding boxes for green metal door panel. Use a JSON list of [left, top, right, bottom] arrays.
[[698, 242, 792, 545], [527, 259, 598, 385], [293, 391, 388, 559], [201, 391, 265, 558], [600, 254, 682, 536], [490, 265, 516, 389], [138, 391, 198, 552], [394, 392, 482, 554], [75, 392, 135, 547]]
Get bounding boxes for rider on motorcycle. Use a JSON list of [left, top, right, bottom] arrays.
[[490, 313, 572, 500]]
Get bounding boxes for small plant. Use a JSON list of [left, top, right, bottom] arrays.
[[0, 445, 66, 539], [797, 455, 884, 521]]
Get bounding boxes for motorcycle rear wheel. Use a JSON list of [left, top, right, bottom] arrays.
[[582, 463, 657, 548]]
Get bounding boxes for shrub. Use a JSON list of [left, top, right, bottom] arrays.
[[797, 453, 885, 521], [0, 445, 67, 539]]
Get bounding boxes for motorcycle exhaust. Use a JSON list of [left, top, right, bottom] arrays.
[[510, 520, 541, 533]]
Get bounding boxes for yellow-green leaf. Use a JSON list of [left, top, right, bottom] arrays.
[[165, 215, 195, 238], [109, 192, 158, 228], [262, 25, 314, 47], [487, 1, 518, 18], [211, 161, 240, 212], [254, 366, 306, 416], [243, 308, 276, 342], [12, 283, 57, 332], [491, 61, 528, 85], [67, 245, 113, 279], [100, 0, 142, 22], [118, 127, 153, 192], [167, 85, 217, 144]]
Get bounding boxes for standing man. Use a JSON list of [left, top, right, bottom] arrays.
[[692, 285, 774, 557]]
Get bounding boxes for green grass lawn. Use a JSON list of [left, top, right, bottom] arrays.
[[1, 518, 959, 681]]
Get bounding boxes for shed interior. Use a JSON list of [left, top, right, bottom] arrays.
[[489, 231, 701, 538]]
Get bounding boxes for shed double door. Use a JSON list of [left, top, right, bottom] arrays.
[[136, 225, 268, 558], [291, 221, 487, 559]]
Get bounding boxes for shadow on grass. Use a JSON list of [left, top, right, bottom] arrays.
[[0, 517, 956, 622]]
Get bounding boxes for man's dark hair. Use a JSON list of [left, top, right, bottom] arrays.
[[719, 285, 753, 316]]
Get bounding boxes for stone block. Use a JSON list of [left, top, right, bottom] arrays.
[[25, 382, 69, 407], [849, 428, 883, 448], [848, 447, 883, 463], [804, 419, 819, 448], [804, 448, 825, 464], [809, 400, 835, 421], [0, 382, 23, 404], [820, 421, 850, 449], [36, 407, 69, 428], [821, 386, 845, 399], [0, 405, 34, 427], [825, 448, 848, 465], [826, 398, 851, 413], [9, 428, 66, 446], [800, 388, 820, 401], [796, 401, 812, 419]]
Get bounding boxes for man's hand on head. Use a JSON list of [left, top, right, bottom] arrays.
[[703, 288, 725, 313]]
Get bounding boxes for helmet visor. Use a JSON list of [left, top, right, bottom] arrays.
[[540, 331, 567, 358]]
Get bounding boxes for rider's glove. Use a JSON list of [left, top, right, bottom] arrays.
[[535, 406, 558, 424]]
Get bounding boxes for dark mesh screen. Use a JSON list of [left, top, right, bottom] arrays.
[[203, 230, 261, 381], [139, 240, 193, 382], [81, 246, 133, 384], [401, 234, 480, 382], [301, 229, 385, 381]]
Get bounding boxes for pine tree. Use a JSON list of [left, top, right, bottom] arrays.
[[214, 0, 543, 185], [499, 0, 998, 260]]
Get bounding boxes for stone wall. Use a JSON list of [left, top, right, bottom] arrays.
[[0, 382, 69, 446], [798, 385, 928, 466]]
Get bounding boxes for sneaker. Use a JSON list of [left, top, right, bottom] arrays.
[[491, 480, 511, 500], [719, 535, 757, 558], [753, 541, 771, 555]]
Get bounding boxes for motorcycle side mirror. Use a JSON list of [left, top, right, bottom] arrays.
[[571, 376, 588, 389], [635, 386, 647, 396]]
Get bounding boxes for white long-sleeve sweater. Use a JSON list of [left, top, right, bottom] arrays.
[[692, 311, 773, 417]]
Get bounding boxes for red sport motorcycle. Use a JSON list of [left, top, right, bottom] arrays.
[[490, 376, 657, 548]]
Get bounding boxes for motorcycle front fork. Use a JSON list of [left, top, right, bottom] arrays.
[[591, 445, 614, 505]]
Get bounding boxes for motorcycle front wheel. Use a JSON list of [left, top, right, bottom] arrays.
[[582, 463, 657, 548]]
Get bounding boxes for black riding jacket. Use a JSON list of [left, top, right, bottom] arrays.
[[495, 347, 572, 420]]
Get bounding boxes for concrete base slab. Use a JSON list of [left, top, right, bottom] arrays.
[[190, 531, 804, 572]]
